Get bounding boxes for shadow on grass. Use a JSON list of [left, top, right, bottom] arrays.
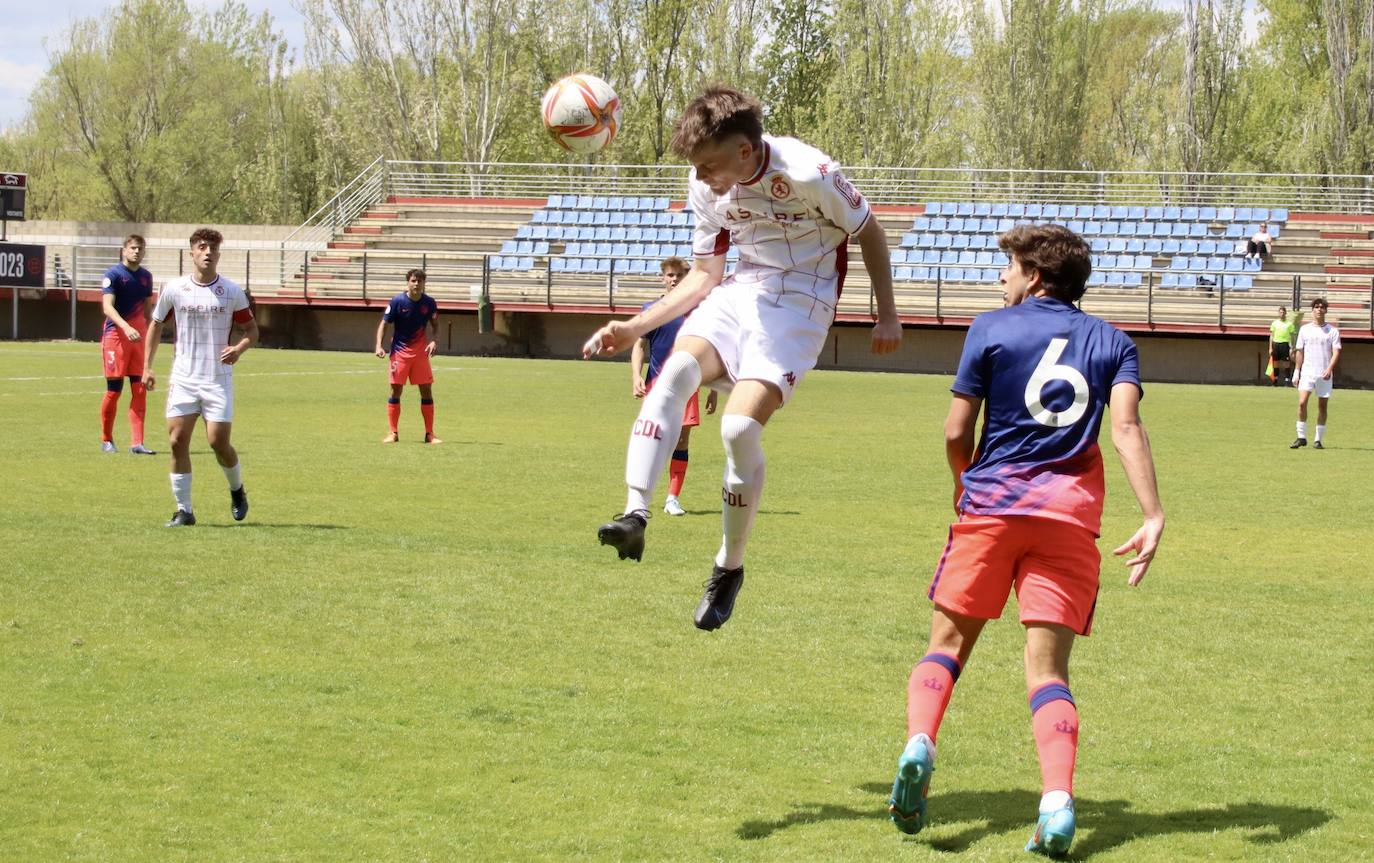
[[738, 783, 1331, 857], [682, 509, 801, 517], [198, 523, 347, 530]]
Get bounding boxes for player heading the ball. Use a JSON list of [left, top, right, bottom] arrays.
[[887, 224, 1164, 856], [583, 85, 902, 631], [143, 228, 258, 527]]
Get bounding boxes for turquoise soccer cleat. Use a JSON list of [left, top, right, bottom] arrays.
[[1025, 801, 1076, 856], [888, 733, 935, 835]]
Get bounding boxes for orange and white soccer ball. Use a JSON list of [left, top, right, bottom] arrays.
[[541, 74, 622, 155]]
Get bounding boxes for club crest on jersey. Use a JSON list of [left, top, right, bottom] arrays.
[[770, 176, 792, 200], [213, 285, 225, 296], [834, 173, 863, 209]]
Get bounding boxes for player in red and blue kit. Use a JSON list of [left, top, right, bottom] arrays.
[[99, 235, 156, 454], [888, 224, 1164, 856], [375, 269, 441, 444], [630, 257, 717, 516]]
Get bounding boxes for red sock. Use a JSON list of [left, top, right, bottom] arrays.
[[420, 399, 435, 435], [668, 449, 689, 496], [100, 390, 119, 441], [1029, 681, 1078, 794], [129, 382, 147, 445], [387, 399, 400, 434], [907, 653, 961, 740]]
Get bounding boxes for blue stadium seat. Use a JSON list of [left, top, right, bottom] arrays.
[[672, 212, 689, 227], [1187, 223, 1207, 238], [1124, 271, 1143, 287], [593, 242, 610, 256], [953, 234, 970, 250], [1124, 238, 1144, 253], [1160, 240, 1179, 254], [1042, 204, 1061, 219], [1083, 221, 1101, 235], [589, 196, 605, 210], [547, 194, 565, 209], [610, 242, 628, 257], [551, 256, 568, 272], [1235, 207, 1254, 222], [1102, 221, 1120, 234], [1108, 238, 1127, 253], [976, 251, 993, 266], [1225, 258, 1243, 273], [623, 258, 644, 275], [940, 250, 959, 264], [1146, 206, 1164, 221], [1200, 206, 1217, 221], [913, 217, 930, 231], [992, 203, 1009, 217], [996, 218, 1014, 232], [891, 249, 907, 264], [1009, 203, 1026, 217], [1178, 273, 1197, 288], [624, 227, 643, 242], [516, 240, 534, 255], [1117, 222, 1136, 237], [1270, 224, 1282, 239], [958, 250, 977, 266], [956, 203, 974, 216], [1097, 254, 1114, 268], [935, 235, 953, 249], [1217, 206, 1235, 221], [533, 241, 550, 256], [1025, 204, 1043, 217], [1091, 204, 1109, 220], [532, 226, 550, 240], [653, 197, 670, 210], [1224, 224, 1243, 238], [1170, 257, 1188, 270], [895, 266, 914, 280], [974, 202, 992, 217], [1088, 271, 1106, 286], [1134, 254, 1152, 270], [1180, 239, 1198, 254], [1090, 238, 1108, 252], [1181, 206, 1199, 221], [1144, 239, 1163, 254], [1163, 206, 1180, 221], [1207, 256, 1226, 271], [516, 225, 532, 239], [946, 267, 967, 280], [924, 202, 944, 216], [1245, 256, 1261, 272], [930, 217, 948, 231], [1128, 206, 1146, 220], [901, 232, 918, 248], [1161, 273, 1178, 288], [923, 250, 941, 265], [531, 210, 548, 224], [500, 240, 518, 254], [913, 267, 931, 280], [1107, 272, 1125, 286], [1232, 275, 1253, 290], [1271, 208, 1289, 223], [516, 257, 534, 271]]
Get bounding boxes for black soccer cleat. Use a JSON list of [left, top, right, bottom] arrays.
[[1290, 438, 1307, 449], [1313, 440, 1324, 450], [694, 564, 745, 631], [598, 511, 648, 561], [165, 509, 196, 528], [230, 486, 249, 521]]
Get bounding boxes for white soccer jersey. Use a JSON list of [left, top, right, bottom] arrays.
[[1296, 321, 1341, 380], [151, 274, 253, 383], [689, 135, 873, 310]]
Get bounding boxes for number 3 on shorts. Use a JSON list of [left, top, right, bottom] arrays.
[[1024, 337, 1089, 427]]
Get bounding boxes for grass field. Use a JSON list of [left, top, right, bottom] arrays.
[[2, 341, 1372, 862]]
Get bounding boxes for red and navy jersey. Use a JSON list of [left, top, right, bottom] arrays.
[[640, 299, 685, 383], [101, 263, 154, 335], [383, 292, 438, 354], [952, 296, 1141, 534]]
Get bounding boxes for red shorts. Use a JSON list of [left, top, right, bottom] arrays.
[[101, 330, 145, 379], [646, 378, 700, 427], [928, 514, 1102, 636], [389, 349, 434, 385]]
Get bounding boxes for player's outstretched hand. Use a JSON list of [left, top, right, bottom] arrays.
[[870, 318, 903, 355], [1113, 516, 1164, 586], [582, 320, 637, 359]]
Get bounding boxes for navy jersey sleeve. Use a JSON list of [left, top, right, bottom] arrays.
[[101, 266, 121, 295], [1110, 332, 1142, 396], [952, 316, 992, 398], [382, 296, 398, 322]]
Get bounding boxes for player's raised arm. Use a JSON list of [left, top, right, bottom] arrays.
[[581, 255, 725, 358], [855, 216, 902, 354], [1109, 380, 1164, 586]]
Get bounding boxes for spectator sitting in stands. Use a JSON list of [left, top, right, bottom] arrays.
[[1246, 222, 1273, 262]]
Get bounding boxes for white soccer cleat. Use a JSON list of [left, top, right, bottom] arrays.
[[663, 496, 686, 516]]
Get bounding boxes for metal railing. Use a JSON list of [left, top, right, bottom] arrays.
[[310, 159, 1374, 212], [279, 155, 388, 286]]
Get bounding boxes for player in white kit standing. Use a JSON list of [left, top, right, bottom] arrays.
[[143, 228, 259, 526], [1290, 296, 1342, 449], [583, 86, 903, 630]]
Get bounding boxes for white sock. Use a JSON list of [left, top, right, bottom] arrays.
[[221, 460, 243, 491], [1297, 420, 1307, 439], [170, 473, 193, 513], [1040, 789, 1073, 813], [623, 352, 699, 514], [716, 415, 765, 570], [1315, 424, 1325, 442]]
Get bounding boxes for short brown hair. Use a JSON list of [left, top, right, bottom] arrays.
[[189, 227, 223, 248], [660, 256, 688, 275], [669, 86, 764, 158], [123, 234, 146, 248], [1311, 297, 1328, 309], [997, 224, 1092, 303], [406, 268, 427, 282]]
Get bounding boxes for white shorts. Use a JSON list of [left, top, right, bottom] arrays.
[[166, 377, 235, 422], [677, 280, 832, 406], [1298, 376, 1333, 398]]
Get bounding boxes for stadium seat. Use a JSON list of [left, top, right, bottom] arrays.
[[1225, 224, 1243, 238], [1088, 271, 1106, 286], [1146, 206, 1164, 221], [1127, 206, 1146, 220], [1090, 238, 1108, 252], [1245, 256, 1262, 272], [1124, 271, 1143, 287], [930, 217, 948, 232], [1143, 239, 1162, 254], [653, 197, 670, 210], [992, 203, 1009, 217], [894, 266, 914, 280], [1122, 238, 1142, 254], [958, 250, 977, 266], [1181, 206, 1198, 221], [976, 251, 994, 266], [1133, 254, 1151, 269], [890, 249, 908, 264], [1160, 239, 1180, 254], [953, 234, 971, 250], [1217, 206, 1235, 221], [1008, 203, 1026, 217], [1225, 258, 1243, 273], [901, 232, 918, 248], [531, 210, 548, 224], [1271, 208, 1289, 223], [1200, 206, 1217, 221], [1161, 273, 1178, 288], [1235, 207, 1253, 222], [1208, 256, 1227, 271], [956, 203, 974, 216], [946, 267, 966, 281], [922, 250, 941, 265], [923, 202, 943, 215], [935, 235, 953, 249], [1107, 272, 1125, 286], [1232, 275, 1253, 290], [591, 227, 609, 241], [1170, 257, 1188, 270], [500, 240, 518, 255], [1107, 238, 1126, 253], [1187, 223, 1207, 238], [913, 217, 930, 231], [1179, 239, 1198, 254], [514, 240, 533, 255], [996, 218, 1014, 232], [940, 250, 959, 265], [551, 256, 568, 273], [974, 203, 992, 217]]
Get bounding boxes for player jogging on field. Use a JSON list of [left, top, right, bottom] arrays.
[[630, 256, 718, 516], [1290, 296, 1341, 450], [143, 228, 258, 527], [99, 234, 156, 455], [376, 269, 441, 444], [887, 224, 1164, 856], [583, 85, 902, 631]]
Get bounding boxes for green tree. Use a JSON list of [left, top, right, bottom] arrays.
[[763, 0, 835, 138]]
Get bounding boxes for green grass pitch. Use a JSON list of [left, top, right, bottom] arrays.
[[2, 341, 1372, 861]]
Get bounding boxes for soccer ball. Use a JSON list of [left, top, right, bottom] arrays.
[[541, 74, 622, 155]]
